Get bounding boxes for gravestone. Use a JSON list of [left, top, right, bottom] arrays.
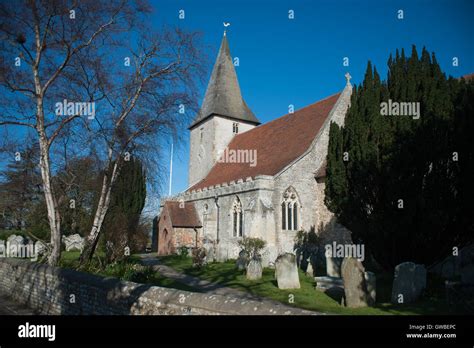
[[391, 262, 427, 304], [246, 257, 262, 280], [341, 257, 369, 308], [236, 250, 249, 271], [326, 256, 341, 277], [364, 271, 376, 305], [7, 234, 24, 246], [63, 234, 84, 252], [306, 262, 314, 277], [275, 253, 300, 289], [203, 243, 215, 263]]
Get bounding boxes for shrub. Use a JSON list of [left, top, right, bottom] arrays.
[[177, 246, 189, 258], [237, 237, 266, 260], [123, 265, 155, 283], [103, 261, 154, 283], [294, 227, 320, 269]]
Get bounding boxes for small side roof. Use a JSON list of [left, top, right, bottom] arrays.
[[163, 201, 202, 228]]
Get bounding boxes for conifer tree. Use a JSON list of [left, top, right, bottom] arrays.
[[102, 158, 147, 262], [325, 46, 474, 270]]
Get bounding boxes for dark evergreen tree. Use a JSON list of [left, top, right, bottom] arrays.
[[102, 158, 147, 261], [325, 46, 474, 270]]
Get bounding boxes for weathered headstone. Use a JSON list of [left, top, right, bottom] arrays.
[[246, 257, 263, 280], [326, 256, 341, 277], [63, 234, 84, 252], [341, 257, 369, 308], [275, 253, 300, 289], [7, 234, 24, 246], [391, 262, 427, 304], [364, 271, 376, 305], [206, 246, 215, 262], [236, 250, 249, 271], [306, 262, 314, 277]]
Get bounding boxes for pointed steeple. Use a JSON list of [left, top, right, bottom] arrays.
[[189, 34, 259, 129]]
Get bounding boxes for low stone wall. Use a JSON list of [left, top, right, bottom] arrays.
[[0, 258, 315, 315]]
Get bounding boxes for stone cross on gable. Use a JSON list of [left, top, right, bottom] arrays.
[[345, 72, 352, 85]]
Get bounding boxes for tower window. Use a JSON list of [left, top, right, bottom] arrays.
[[200, 128, 203, 142], [232, 122, 239, 134]]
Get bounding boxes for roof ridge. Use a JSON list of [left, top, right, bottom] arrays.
[[231, 91, 342, 140]]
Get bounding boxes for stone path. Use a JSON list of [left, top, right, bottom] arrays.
[[137, 254, 324, 316], [138, 253, 265, 300], [0, 294, 36, 315]]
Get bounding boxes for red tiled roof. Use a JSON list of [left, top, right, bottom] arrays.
[[189, 93, 341, 191], [165, 201, 202, 227], [462, 73, 474, 81]]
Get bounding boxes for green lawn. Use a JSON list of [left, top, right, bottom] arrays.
[[157, 255, 459, 315]]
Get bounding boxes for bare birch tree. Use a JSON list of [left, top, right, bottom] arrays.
[[0, 1, 204, 265], [77, 28, 204, 264]]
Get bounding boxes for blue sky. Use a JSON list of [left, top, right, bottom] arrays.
[[1, 0, 472, 215], [153, 0, 474, 197]]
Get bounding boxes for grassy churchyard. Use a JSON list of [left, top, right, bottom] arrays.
[[155, 255, 459, 315], [11, 250, 461, 315], [57, 251, 463, 315], [59, 251, 197, 292]]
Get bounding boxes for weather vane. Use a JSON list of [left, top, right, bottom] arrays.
[[223, 21, 230, 36]]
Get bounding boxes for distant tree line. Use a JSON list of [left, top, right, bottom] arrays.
[[0, 146, 149, 258]]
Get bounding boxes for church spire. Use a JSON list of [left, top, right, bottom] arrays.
[[189, 33, 259, 129]]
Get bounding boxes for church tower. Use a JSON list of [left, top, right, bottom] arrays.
[[188, 33, 260, 187]]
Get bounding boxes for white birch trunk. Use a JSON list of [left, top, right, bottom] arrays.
[[35, 99, 62, 265], [80, 156, 120, 263]]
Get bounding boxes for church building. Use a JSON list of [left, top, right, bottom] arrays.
[[155, 33, 352, 265]]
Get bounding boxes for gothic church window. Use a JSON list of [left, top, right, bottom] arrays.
[[232, 196, 243, 237], [281, 202, 286, 230], [233, 122, 239, 134], [281, 188, 299, 231]]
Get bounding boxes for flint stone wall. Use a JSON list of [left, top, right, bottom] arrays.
[[0, 258, 314, 315]]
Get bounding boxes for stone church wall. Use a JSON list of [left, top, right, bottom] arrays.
[[174, 228, 201, 250], [173, 176, 277, 263], [169, 83, 353, 265], [273, 85, 353, 254]]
